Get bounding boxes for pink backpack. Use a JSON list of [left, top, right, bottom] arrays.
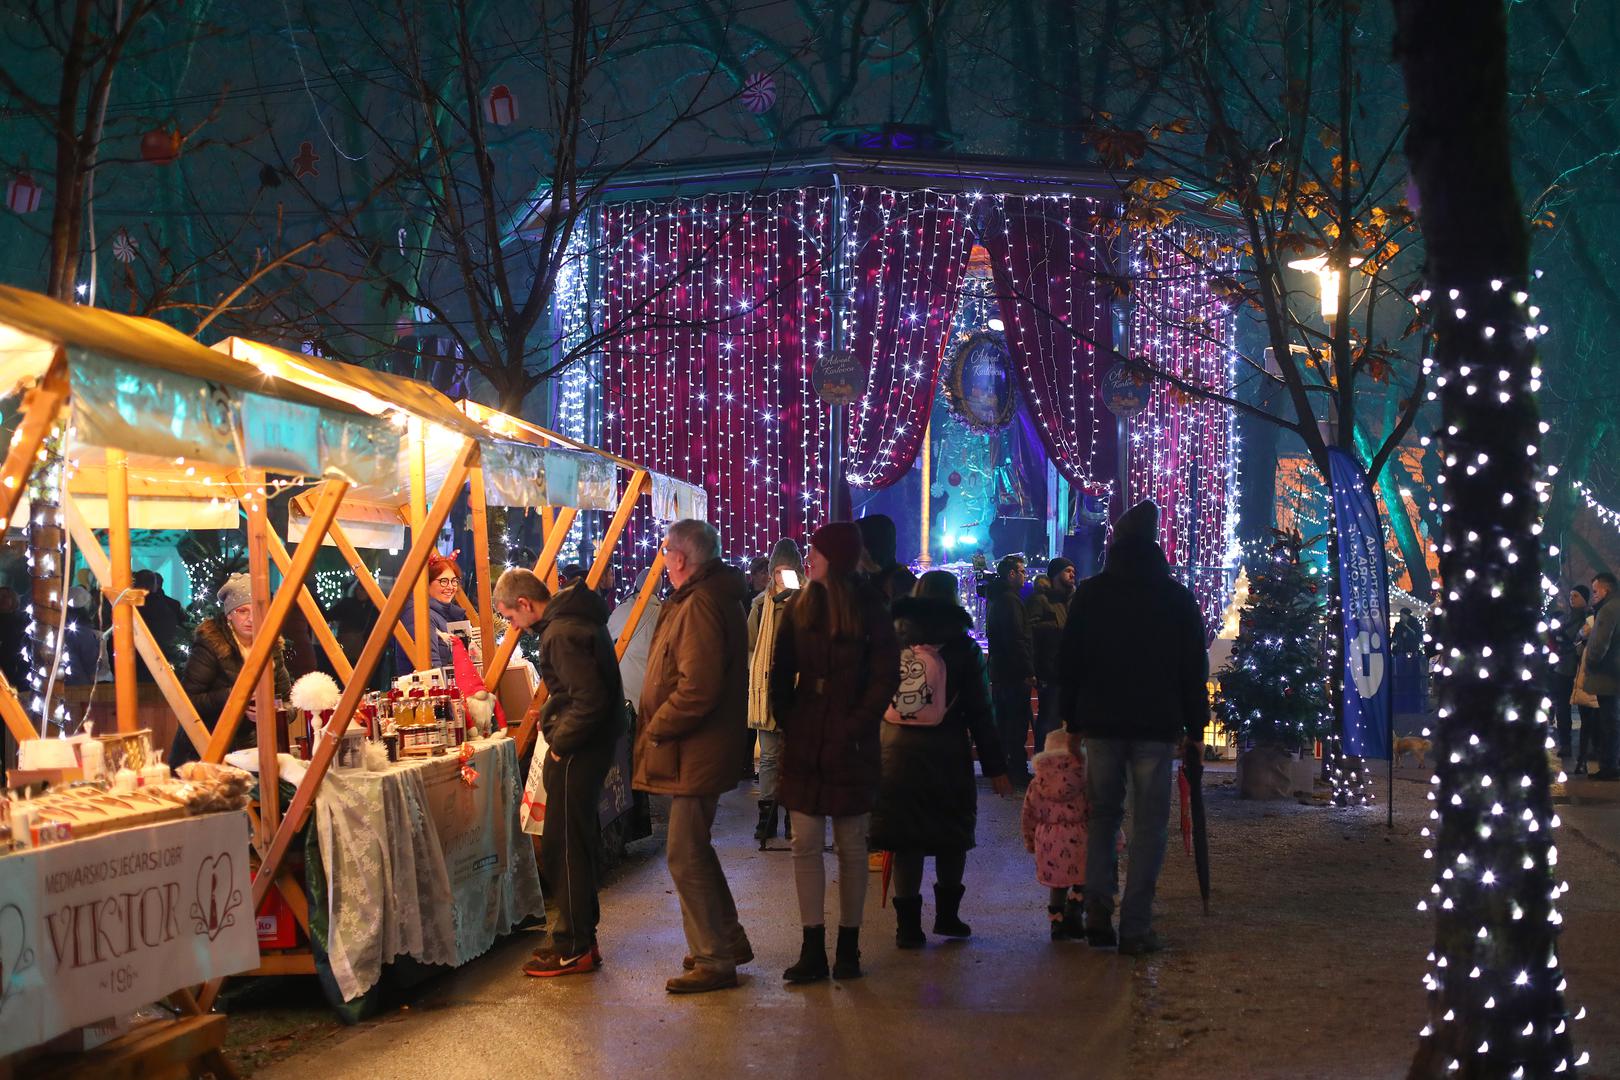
[[885, 644, 949, 727]]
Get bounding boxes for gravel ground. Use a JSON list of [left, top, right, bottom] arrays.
[[1128, 766, 1620, 1080]]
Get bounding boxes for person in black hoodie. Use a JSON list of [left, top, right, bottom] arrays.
[[857, 513, 918, 603], [1058, 500, 1206, 956], [981, 554, 1036, 784], [870, 571, 1012, 949], [495, 569, 626, 977]]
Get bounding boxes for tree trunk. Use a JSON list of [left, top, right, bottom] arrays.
[[1393, 1, 1582, 1076]]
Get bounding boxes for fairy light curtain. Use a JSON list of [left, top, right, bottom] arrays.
[[600, 191, 830, 574], [979, 193, 1118, 496], [841, 188, 975, 488], [1125, 224, 1242, 632]]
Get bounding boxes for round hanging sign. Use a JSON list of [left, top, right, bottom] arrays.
[[1101, 362, 1153, 418], [812, 350, 867, 405], [741, 71, 777, 113], [945, 331, 1017, 431]]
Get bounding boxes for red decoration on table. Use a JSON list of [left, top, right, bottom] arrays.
[[458, 740, 478, 787], [6, 173, 42, 214], [140, 128, 181, 164]]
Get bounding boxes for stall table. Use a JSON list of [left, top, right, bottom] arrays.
[[257, 735, 541, 1003]]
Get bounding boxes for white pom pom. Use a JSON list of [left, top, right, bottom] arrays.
[[290, 671, 342, 713]]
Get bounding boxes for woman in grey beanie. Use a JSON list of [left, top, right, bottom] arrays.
[[175, 573, 289, 765]]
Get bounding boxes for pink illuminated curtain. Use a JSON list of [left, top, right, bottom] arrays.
[[1126, 225, 1239, 631], [980, 194, 1117, 496], [841, 188, 975, 489], [601, 191, 832, 576]]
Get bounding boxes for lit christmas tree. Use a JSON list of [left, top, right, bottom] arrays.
[[1215, 531, 1332, 752]]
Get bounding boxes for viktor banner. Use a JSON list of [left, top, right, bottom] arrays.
[[1329, 447, 1393, 759]]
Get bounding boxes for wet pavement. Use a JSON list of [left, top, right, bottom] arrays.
[[258, 781, 1135, 1080]]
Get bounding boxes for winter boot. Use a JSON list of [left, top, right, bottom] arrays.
[[1049, 905, 1070, 941], [783, 925, 829, 983], [754, 800, 778, 844], [832, 925, 863, 980], [893, 897, 926, 949], [932, 883, 972, 938], [1061, 887, 1087, 938]]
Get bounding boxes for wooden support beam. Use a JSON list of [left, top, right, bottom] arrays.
[[467, 460, 495, 667], [409, 419, 431, 671], [482, 506, 576, 689], [0, 674, 39, 742], [203, 480, 349, 763], [512, 682, 551, 759], [63, 495, 208, 756], [538, 507, 560, 591], [264, 528, 354, 683], [0, 355, 66, 533], [248, 441, 474, 914], [244, 476, 280, 847], [585, 470, 649, 591], [105, 449, 137, 732], [294, 496, 418, 657], [614, 548, 665, 659]]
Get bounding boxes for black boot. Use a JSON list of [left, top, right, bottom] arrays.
[[754, 799, 778, 844], [784, 811, 793, 841], [894, 897, 926, 949], [1085, 901, 1118, 948], [1062, 888, 1087, 938], [1049, 905, 1070, 941], [832, 925, 862, 980], [783, 925, 829, 983], [932, 883, 971, 938]]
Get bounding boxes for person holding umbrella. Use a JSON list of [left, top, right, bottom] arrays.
[[1057, 500, 1208, 955]]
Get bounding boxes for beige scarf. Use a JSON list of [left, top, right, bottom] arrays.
[[748, 592, 785, 731]]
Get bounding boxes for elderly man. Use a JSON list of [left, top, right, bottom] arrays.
[[636, 519, 753, 993], [494, 568, 625, 978]]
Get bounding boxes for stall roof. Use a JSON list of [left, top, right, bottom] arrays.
[[0, 286, 361, 414], [214, 337, 489, 442]]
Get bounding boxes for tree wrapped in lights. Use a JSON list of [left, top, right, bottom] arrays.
[[1214, 530, 1331, 752], [1394, 0, 1585, 1074]]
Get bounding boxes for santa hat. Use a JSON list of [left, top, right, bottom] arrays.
[[810, 523, 864, 579]]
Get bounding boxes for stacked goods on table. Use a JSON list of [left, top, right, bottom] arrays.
[[2, 729, 255, 853]]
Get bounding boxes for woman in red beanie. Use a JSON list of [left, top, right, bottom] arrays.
[[770, 522, 901, 983], [401, 552, 470, 670]]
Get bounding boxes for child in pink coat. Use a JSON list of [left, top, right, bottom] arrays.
[[1020, 728, 1089, 939]]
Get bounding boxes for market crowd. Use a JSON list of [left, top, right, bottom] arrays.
[[501, 501, 1210, 993]]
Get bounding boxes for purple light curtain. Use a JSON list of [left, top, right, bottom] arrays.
[[841, 187, 975, 490], [980, 194, 1118, 496]]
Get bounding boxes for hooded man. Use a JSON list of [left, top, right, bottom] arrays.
[[496, 568, 626, 977], [1027, 557, 1076, 748], [856, 513, 917, 603], [1058, 501, 1207, 955]]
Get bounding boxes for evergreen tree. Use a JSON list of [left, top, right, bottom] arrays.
[[1215, 531, 1331, 752]]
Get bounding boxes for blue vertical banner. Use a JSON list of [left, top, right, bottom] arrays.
[[1329, 448, 1393, 759]]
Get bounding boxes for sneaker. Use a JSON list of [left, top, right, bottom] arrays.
[[523, 949, 597, 977], [1118, 931, 1166, 957], [666, 966, 739, 994], [534, 942, 604, 964]]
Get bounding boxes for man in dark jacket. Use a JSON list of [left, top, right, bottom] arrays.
[[1059, 501, 1207, 955], [132, 569, 187, 682], [857, 513, 918, 602], [634, 519, 753, 993], [497, 568, 626, 976], [982, 554, 1036, 783], [1027, 557, 1076, 749], [1583, 573, 1620, 780]]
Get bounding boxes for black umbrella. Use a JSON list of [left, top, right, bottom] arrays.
[[1183, 744, 1211, 915]]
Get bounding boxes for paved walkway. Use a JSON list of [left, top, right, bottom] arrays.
[[259, 782, 1135, 1080]]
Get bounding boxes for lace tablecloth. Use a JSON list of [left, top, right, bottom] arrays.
[[308, 736, 543, 1001]]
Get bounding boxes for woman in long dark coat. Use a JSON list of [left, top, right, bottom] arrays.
[[771, 523, 900, 983], [869, 570, 1012, 948]]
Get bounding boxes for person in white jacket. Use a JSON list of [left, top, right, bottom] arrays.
[[607, 566, 663, 706]]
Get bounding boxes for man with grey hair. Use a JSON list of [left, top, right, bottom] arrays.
[[634, 519, 753, 993]]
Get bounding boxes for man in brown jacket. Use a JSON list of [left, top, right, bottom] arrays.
[[635, 518, 754, 993]]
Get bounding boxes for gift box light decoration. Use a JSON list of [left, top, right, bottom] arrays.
[[140, 127, 181, 164], [482, 84, 518, 127], [1412, 271, 1585, 1075], [6, 172, 42, 214]]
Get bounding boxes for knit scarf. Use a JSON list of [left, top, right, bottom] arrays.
[[748, 591, 784, 731]]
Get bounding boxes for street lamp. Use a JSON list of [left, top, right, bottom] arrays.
[[1287, 254, 1365, 322]]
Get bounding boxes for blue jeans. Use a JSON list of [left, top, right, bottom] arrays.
[[757, 728, 783, 800], [1084, 737, 1174, 941]]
